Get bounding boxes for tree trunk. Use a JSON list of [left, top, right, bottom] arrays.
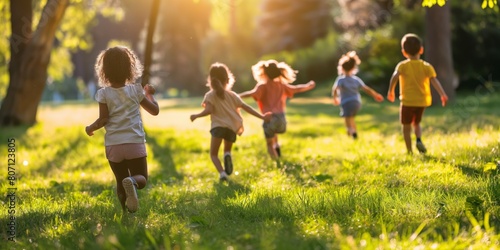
[[424, 4, 456, 105], [141, 0, 161, 87], [0, 0, 69, 126]]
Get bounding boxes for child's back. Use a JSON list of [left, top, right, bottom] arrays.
[[394, 59, 435, 107]]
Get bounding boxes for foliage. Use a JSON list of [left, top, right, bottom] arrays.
[[422, 0, 498, 9], [258, 31, 340, 87], [153, 0, 211, 95], [1, 90, 499, 249], [0, 0, 124, 101], [0, 0, 11, 99], [358, 5, 425, 93], [200, 0, 261, 93], [255, 0, 332, 54], [450, 1, 500, 89]]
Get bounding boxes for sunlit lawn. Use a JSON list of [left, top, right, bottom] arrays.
[[1, 87, 499, 249]]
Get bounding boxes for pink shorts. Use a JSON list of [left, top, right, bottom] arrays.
[[105, 143, 147, 163]]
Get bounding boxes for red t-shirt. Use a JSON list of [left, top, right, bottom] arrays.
[[249, 81, 295, 114]]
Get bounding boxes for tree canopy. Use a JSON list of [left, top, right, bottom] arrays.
[[422, 0, 498, 8]]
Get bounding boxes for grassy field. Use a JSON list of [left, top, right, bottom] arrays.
[[1, 86, 500, 249]]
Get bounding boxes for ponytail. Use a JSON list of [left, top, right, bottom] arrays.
[[211, 77, 226, 99]]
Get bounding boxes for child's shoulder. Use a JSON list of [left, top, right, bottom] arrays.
[[398, 59, 434, 70]]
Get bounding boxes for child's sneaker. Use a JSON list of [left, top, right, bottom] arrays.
[[122, 177, 139, 213], [219, 172, 229, 182], [416, 141, 427, 154], [224, 154, 233, 175], [352, 132, 358, 139], [275, 145, 281, 157]]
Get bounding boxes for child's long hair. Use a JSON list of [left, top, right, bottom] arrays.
[[337, 51, 361, 76], [207, 62, 235, 99], [95, 46, 143, 87], [252, 59, 297, 84]]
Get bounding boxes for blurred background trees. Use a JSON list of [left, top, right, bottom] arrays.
[[0, 0, 499, 125]]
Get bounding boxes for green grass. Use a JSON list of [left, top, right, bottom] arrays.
[[1, 89, 500, 249]]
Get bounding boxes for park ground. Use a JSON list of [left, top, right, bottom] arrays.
[[1, 84, 500, 249]]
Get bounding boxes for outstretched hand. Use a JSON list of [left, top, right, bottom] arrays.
[[374, 94, 384, 102], [387, 92, 395, 102], [144, 84, 156, 95], [441, 95, 448, 107], [85, 126, 94, 136], [332, 97, 340, 106], [190, 114, 197, 122], [263, 112, 273, 122]]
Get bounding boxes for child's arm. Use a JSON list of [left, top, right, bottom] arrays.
[[190, 102, 213, 122], [140, 84, 160, 116], [240, 102, 272, 122], [430, 77, 449, 106], [239, 89, 255, 98], [331, 84, 340, 106], [86, 103, 109, 136], [290, 80, 316, 94], [387, 71, 400, 102], [361, 85, 384, 102]]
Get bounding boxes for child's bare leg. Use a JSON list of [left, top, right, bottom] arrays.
[[402, 124, 412, 153], [223, 139, 233, 155], [210, 136, 224, 173], [266, 136, 278, 159], [413, 123, 422, 139], [345, 116, 357, 137]]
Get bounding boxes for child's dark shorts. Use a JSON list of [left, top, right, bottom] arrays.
[[400, 105, 426, 125], [263, 113, 287, 138], [340, 100, 361, 117], [210, 127, 237, 142]]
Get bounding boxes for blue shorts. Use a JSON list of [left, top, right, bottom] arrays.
[[340, 101, 361, 117]]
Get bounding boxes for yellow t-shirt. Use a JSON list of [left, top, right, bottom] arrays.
[[202, 90, 245, 135], [396, 59, 436, 107]]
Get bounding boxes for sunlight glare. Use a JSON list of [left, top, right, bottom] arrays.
[[23, 160, 28, 166]]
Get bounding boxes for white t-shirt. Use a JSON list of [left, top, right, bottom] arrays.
[[95, 83, 145, 146], [202, 90, 244, 135]]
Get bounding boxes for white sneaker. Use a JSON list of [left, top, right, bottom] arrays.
[[219, 172, 229, 182], [122, 177, 138, 213]]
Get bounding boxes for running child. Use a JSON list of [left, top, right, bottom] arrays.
[[387, 33, 448, 154], [331, 51, 384, 139], [86, 46, 159, 213], [190, 62, 272, 181], [239, 60, 315, 159]]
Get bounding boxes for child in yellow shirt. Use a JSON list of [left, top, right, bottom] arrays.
[[387, 33, 448, 154]]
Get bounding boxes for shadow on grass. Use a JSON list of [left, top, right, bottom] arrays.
[[0, 180, 120, 242], [275, 159, 333, 186], [213, 180, 251, 199], [198, 186, 330, 249], [455, 164, 483, 178], [145, 133, 184, 184], [0, 125, 30, 141], [32, 128, 96, 176]]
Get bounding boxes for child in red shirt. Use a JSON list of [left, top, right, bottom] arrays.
[[240, 60, 315, 159]]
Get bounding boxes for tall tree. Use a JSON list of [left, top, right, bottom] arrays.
[[419, 0, 497, 104], [0, 0, 69, 126], [156, 0, 211, 95], [255, 0, 331, 54], [141, 0, 161, 87], [424, 4, 456, 104]]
